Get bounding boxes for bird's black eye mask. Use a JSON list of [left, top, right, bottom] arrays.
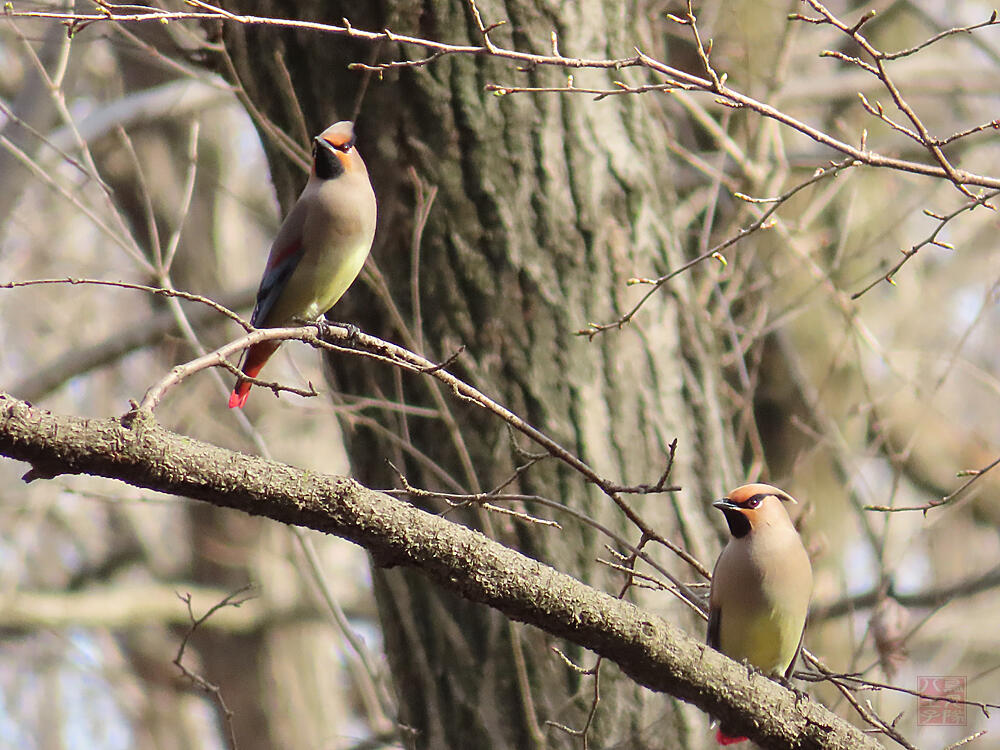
[[734, 491, 794, 509], [317, 134, 355, 153], [312, 134, 355, 157], [716, 492, 792, 537], [715, 490, 797, 538], [313, 138, 347, 180], [720, 507, 751, 538]]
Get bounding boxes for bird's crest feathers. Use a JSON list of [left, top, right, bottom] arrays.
[[726, 483, 797, 507], [316, 121, 357, 151], [713, 484, 801, 538]]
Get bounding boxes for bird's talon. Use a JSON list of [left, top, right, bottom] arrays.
[[788, 684, 809, 705], [314, 318, 332, 339], [326, 321, 360, 340]]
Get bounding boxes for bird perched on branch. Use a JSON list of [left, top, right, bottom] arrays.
[[229, 120, 377, 409], [707, 483, 813, 745]]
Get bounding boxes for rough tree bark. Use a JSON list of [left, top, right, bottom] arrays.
[[220, 1, 742, 748]]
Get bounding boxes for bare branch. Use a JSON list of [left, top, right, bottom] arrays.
[[0, 393, 880, 750], [578, 159, 857, 337], [8, 4, 1000, 190], [852, 190, 999, 298], [174, 586, 255, 750], [864, 454, 1000, 514]]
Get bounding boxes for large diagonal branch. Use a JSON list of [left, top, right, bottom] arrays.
[[0, 393, 876, 749]]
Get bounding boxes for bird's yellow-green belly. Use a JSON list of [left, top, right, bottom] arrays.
[[720, 612, 798, 676], [268, 239, 371, 325]]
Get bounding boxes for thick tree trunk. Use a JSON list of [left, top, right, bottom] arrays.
[[223, 2, 741, 746]]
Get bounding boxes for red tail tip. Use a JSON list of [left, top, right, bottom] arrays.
[[716, 730, 748, 745], [228, 387, 250, 409]]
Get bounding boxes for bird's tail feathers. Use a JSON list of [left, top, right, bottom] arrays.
[[228, 341, 279, 409], [715, 729, 748, 745]]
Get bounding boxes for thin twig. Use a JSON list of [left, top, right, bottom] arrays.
[[173, 586, 256, 750], [9, 4, 1000, 190], [864, 454, 1000, 514]]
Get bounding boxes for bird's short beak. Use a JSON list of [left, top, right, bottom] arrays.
[[713, 498, 739, 511]]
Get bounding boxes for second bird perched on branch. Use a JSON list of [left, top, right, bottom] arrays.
[[229, 120, 377, 409], [707, 483, 813, 745]]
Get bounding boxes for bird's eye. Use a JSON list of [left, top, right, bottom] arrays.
[[334, 135, 356, 153], [744, 495, 762, 509]]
